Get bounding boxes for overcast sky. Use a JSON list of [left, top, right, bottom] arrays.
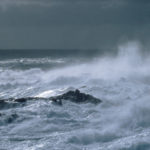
[[0, 0, 150, 49]]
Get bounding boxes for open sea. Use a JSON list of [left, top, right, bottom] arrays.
[[1, 42, 150, 150]]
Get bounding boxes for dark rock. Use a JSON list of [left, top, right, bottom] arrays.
[[0, 89, 102, 106], [14, 98, 27, 103], [0, 99, 25, 109], [51, 98, 63, 106], [49, 89, 102, 104]]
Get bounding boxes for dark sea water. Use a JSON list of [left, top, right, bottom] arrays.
[[1, 42, 150, 150]]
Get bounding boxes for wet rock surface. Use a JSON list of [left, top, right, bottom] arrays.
[[0, 90, 102, 108], [50, 89, 102, 104]]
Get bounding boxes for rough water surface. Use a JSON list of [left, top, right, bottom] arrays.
[[1, 42, 150, 150]]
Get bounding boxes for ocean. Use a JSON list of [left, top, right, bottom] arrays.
[[1, 42, 150, 150]]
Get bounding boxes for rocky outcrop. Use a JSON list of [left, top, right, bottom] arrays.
[[0, 89, 102, 107], [49, 89, 102, 104]]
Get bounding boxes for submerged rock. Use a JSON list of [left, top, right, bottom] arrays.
[[0, 99, 24, 109], [0, 113, 19, 125], [0, 100, 14, 109], [0, 100, 6, 108]]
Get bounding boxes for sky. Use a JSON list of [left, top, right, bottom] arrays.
[[0, 0, 150, 49]]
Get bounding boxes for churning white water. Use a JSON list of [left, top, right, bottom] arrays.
[[0, 42, 150, 150]]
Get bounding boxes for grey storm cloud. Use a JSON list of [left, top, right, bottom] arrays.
[[0, 0, 124, 7], [0, 0, 150, 49], [1, 0, 149, 27], [0, 0, 57, 8], [0, 0, 149, 9]]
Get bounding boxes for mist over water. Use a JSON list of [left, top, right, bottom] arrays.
[[1, 42, 150, 150]]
